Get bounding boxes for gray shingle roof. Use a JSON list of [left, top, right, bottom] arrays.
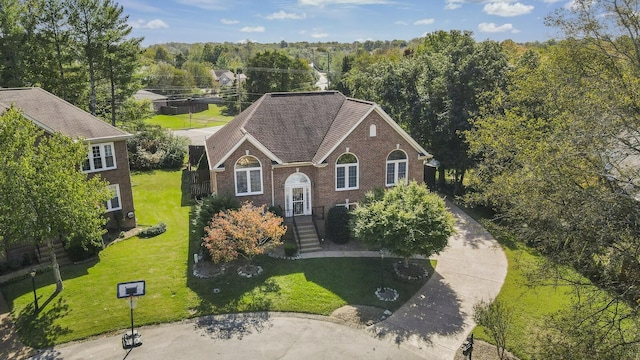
[[205, 91, 429, 170], [0, 87, 131, 141]]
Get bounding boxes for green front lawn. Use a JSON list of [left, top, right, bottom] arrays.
[[1, 170, 431, 347], [145, 104, 233, 130]]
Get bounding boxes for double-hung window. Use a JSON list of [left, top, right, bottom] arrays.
[[235, 156, 263, 195], [105, 184, 122, 212], [83, 143, 116, 172], [386, 150, 408, 186], [336, 153, 358, 190]]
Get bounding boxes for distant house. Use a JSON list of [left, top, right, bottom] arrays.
[[0, 88, 137, 230], [133, 89, 168, 112], [204, 91, 430, 249], [213, 70, 246, 86]]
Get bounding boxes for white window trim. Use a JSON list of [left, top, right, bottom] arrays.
[[386, 151, 408, 187], [335, 153, 359, 191], [105, 184, 122, 212], [83, 142, 117, 173], [234, 156, 264, 196]]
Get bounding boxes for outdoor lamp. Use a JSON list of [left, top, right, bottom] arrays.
[[30, 268, 39, 313]]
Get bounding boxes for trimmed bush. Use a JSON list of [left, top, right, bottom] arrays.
[[326, 206, 351, 244], [193, 194, 240, 239], [268, 205, 284, 218], [67, 241, 102, 262], [284, 243, 297, 257], [139, 222, 167, 238]]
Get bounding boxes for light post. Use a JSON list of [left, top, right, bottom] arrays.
[[30, 268, 38, 314]]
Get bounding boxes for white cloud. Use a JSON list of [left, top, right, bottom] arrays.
[[221, 18, 239, 25], [129, 19, 169, 29], [299, 0, 391, 6], [395, 20, 408, 25], [543, 0, 562, 2], [414, 18, 435, 25], [241, 26, 265, 33], [483, 2, 534, 16], [445, 0, 465, 10], [266, 11, 307, 20], [311, 32, 329, 38], [478, 22, 518, 33]]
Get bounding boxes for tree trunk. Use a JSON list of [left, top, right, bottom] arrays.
[[437, 167, 446, 190], [109, 56, 116, 126], [47, 237, 64, 292], [404, 256, 410, 268]]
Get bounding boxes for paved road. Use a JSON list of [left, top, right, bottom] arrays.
[[30, 314, 425, 360], [21, 201, 506, 360], [172, 126, 224, 146]]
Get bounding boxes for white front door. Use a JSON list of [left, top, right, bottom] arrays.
[[285, 173, 311, 217]]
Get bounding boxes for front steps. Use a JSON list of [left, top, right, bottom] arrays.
[[288, 216, 322, 253]]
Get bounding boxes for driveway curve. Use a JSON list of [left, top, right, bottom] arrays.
[[26, 201, 507, 360], [370, 201, 508, 359]]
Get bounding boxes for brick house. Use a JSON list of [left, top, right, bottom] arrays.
[[0, 87, 137, 232], [204, 91, 431, 247]]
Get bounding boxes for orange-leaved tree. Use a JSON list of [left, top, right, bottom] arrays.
[[202, 203, 286, 268]]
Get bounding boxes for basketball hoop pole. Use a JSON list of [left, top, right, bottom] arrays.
[[129, 296, 135, 340]]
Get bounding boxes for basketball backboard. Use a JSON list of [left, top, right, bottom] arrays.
[[117, 280, 146, 298]]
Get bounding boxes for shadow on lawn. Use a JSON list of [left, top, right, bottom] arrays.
[[13, 293, 71, 348]]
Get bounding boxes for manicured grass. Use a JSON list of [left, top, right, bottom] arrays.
[[471, 235, 574, 359], [1, 169, 432, 347], [145, 104, 233, 130]]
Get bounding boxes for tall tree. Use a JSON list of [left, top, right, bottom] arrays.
[[68, 0, 138, 116], [343, 31, 508, 194], [0, 107, 111, 291], [466, 38, 640, 358], [0, 0, 26, 86], [103, 37, 142, 126], [244, 50, 314, 102]]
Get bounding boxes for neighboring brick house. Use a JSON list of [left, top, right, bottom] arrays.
[[204, 91, 431, 238], [0, 87, 137, 231]]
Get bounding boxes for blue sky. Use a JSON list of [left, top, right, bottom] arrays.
[[122, 0, 570, 46]]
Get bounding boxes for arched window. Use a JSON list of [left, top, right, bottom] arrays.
[[336, 153, 358, 190], [386, 150, 407, 186], [369, 124, 377, 137], [234, 155, 263, 195]]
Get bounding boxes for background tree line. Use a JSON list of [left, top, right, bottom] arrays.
[[0, 0, 141, 126]]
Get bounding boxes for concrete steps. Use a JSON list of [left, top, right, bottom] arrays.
[[39, 239, 71, 266], [289, 216, 322, 253]]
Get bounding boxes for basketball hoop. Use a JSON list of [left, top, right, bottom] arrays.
[[117, 280, 145, 350]]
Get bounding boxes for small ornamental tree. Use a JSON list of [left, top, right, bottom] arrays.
[[351, 180, 455, 267], [202, 203, 286, 271]]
